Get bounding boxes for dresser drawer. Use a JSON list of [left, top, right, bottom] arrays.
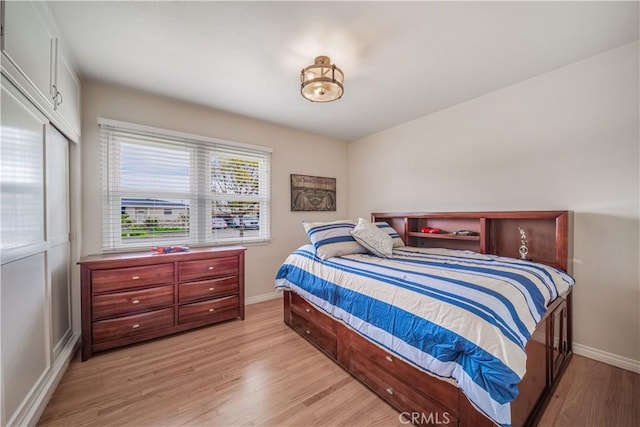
[[178, 295, 239, 325], [92, 263, 174, 294], [178, 276, 238, 304], [289, 292, 336, 333], [290, 311, 337, 359], [92, 308, 175, 344], [178, 257, 238, 282], [349, 349, 456, 425], [92, 285, 174, 320]]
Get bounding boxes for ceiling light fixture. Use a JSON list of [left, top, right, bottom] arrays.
[[300, 56, 344, 103]]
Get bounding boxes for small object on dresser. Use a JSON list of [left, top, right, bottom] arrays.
[[151, 245, 190, 253]]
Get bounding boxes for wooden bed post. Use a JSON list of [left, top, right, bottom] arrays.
[[283, 291, 291, 325]]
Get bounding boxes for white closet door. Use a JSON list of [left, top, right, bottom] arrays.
[[1, 77, 49, 426], [0, 80, 46, 259], [1, 254, 48, 422], [47, 124, 72, 359]]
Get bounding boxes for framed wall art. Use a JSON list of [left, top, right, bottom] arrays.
[[290, 174, 336, 211]]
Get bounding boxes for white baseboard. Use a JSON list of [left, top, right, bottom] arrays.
[[573, 342, 640, 374], [246, 291, 281, 305]]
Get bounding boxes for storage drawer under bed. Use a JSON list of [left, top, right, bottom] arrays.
[[347, 324, 458, 411], [285, 291, 459, 424], [288, 292, 337, 332], [289, 311, 337, 358], [349, 348, 458, 426]]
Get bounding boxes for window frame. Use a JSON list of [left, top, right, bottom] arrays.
[[99, 118, 272, 252]]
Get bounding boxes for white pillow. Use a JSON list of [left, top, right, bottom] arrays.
[[303, 219, 367, 260], [374, 221, 405, 247], [351, 218, 394, 257]]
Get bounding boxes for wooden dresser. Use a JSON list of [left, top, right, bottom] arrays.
[[79, 246, 245, 361]]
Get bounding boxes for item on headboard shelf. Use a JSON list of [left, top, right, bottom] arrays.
[[420, 227, 440, 234], [518, 226, 529, 260], [453, 230, 479, 236]]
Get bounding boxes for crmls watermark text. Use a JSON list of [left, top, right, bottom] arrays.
[[399, 411, 451, 425]]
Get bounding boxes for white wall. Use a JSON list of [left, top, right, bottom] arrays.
[[81, 81, 348, 299], [348, 42, 640, 366]]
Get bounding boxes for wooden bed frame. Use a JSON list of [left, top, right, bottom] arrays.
[[283, 211, 573, 426]]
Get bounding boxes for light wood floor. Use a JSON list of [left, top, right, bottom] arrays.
[[39, 298, 639, 427]]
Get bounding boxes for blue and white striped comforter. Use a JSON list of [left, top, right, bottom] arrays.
[[275, 245, 575, 426]]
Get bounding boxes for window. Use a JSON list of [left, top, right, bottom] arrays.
[[99, 119, 271, 251]]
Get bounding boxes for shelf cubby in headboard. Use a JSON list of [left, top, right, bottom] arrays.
[[371, 211, 571, 272]]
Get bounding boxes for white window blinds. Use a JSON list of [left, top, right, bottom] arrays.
[[99, 119, 271, 252]]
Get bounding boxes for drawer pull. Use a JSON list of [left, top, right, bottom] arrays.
[[208, 308, 215, 312], [385, 355, 393, 362], [132, 324, 140, 329], [386, 387, 394, 396], [305, 329, 311, 335], [132, 276, 140, 280], [131, 299, 140, 304], [208, 266, 215, 270], [209, 287, 215, 291], [305, 308, 311, 313]]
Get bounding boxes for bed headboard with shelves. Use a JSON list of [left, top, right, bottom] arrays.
[[371, 211, 572, 272]]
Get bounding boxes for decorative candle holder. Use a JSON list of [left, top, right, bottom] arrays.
[[518, 226, 529, 260]]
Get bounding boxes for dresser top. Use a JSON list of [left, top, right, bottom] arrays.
[[79, 246, 246, 268]]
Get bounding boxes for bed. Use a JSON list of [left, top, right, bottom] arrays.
[[275, 211, 574, 427]]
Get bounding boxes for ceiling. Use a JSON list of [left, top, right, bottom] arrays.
[[49, 1, 639, 142]]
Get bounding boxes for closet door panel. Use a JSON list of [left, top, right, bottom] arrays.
[[1, 78, 46, 260], [47, 124, 72, 358], [1, 253, 48, 423], [46, 124, 70, 242], [1, 77, 50, 425], [49, 242, 71, 357]]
